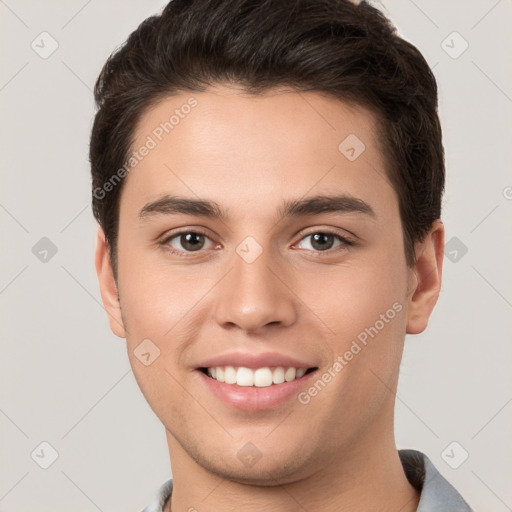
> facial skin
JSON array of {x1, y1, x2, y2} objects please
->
[{"x1": 96, "y1": 85, "x2": 444, "y2": 512}]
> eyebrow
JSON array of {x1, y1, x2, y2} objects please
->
[{"x1": 139, "y1": 193, "x2": 376, "y2": 222}]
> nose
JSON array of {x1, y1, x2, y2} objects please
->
[{"x1": 213, "y1": 245, "x2": 298, "y2": 334}]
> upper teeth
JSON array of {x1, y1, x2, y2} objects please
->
[{"x1": 206, "y1": 366, "x2": 308, "y2": 387}]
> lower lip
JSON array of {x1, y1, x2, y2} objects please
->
[{"x1": 197, "y1": 369, "x2": 318, "y2": 411}]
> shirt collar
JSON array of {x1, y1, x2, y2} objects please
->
[{"x1": 399, "y1": 449, "x2": 474, "y2": 511}]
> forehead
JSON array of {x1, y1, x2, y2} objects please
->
[
  {"x1": 122, "y1": 85, "x2": 395, "y2": 220},
  {"x1": 133, "y1": 85, "x2": 382, "y2": 157}
]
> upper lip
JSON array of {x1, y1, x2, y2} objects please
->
[{"x1": 197, "y1": 352, "x2": 318, "y2": 370}]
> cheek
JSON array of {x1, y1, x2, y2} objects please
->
[
  {"x1": 117, "y1": 261, "x2": 197, "y2": 418},
  {"x1": 121, "y1": 275, "x2": 176, "y2": 338},
  {"x1": 117, "y1": 247, "x2": 213, "y2": 378},
  {"x1": 309, "y1": 260, "x2": 408, "y2": 420},
  {"x1": 309, "y1": 246, "x2": 409, "y2": 408},
  {"x1": 129, "y1": 356, "x2": 191, "y2": 428},
  {"x1": 116, "y1": 235, "x2": 189, "y2": 336},
  {"x1": 314, "y1": 252, "x2": 408, "y2": 341}
]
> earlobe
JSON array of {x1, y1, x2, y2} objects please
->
[
  {"x1": 406, "y1": 220, "x2": 445, "y2": 335},
  {"x1": 95, "y1": 227, "x2": 127, "y2": 338}
]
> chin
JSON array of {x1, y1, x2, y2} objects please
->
[
  {"x1": 202, "y1": 459, "x2": 307, "y2": 487},
  {"x1": 183, "y1": 439, "x2": 313, "y2": 486}
]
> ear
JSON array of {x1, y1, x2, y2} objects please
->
[
  {"x1": 406, "y1": 219, "x2": 445, "y2": 335},
  {"x1": 95, "y1": 226, "x2": 127, "y2": 338}
]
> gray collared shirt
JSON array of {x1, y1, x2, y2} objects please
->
[{"x1": 140, "y1": 449, "x2": 474, "y2": 512}]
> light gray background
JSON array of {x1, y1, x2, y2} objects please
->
[{"x1": 1, "y1": 1, "x2": 511, "y2": 510}]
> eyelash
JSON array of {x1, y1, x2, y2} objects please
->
[{"x1": 159, "y1": 228, "x2": 355, "y2": 258}]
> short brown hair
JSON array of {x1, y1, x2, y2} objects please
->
[{"x1": 90, "y1": 0, "x2": 444, "y2": 276}]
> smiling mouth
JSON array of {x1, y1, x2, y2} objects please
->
[{"x1": 199, "y1": 366, "x2": 318, "y2": 387}]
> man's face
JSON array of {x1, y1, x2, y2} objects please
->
[{"x1": 97, "y1": 85, "x2": 434, "y2": 484}]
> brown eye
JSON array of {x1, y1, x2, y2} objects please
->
[
  {"x1": 297, "y1": 231, "x2": 354, "y2": 252},
  {"x1": 309, "y1": 233, "x2": 335, "y2": 251},
  {"x1": 162, "y1": 230, "x2": 216, "y2": 256},
  {"x1": 177, "y1": 232, "x2": 206, "y2": 251}
]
